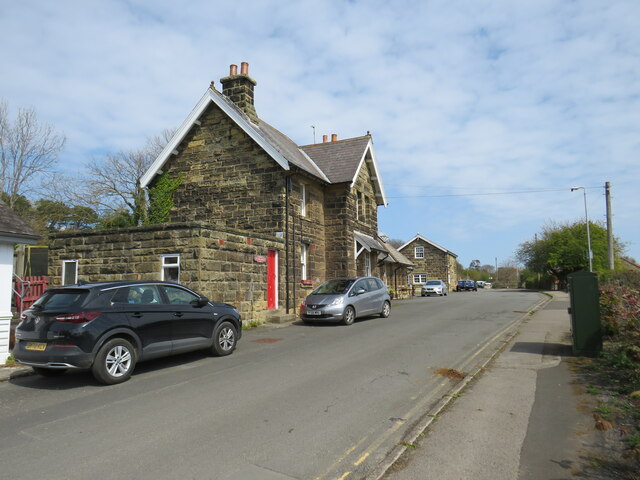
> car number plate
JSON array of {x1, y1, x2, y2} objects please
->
[
  {"x1": 25, "y1": 342, "x2": 47, "y2": 351},
  {"x1": 306, "y1": 310, "x2": 322, "y2": 316}
]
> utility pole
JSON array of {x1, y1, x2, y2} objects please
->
[{"x1": 605, "y1": 181, "x2": 614, "y2": 270}]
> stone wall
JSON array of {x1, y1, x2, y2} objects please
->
[
  {"x1": 48, "y1": 222, "x2": 285, "y2": 324},
  {"x1": 158, "y1": 102, "x2": 287, "y2": 236},
  {"x1": 285, "y1": 174, "x2": 328, "y2": 307}
]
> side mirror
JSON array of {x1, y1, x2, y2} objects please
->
[
  {"x1": 192, "y1": 297, "x2": 209, "y2": 308},
  {"x1": 356, "y1": 288, "x2": 367, "y2": 296}
]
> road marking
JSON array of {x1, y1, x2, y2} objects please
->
[
  {"x1": 314, "y1": 438, "x2": 367, "y2": 480},
  {"x1": 336, "y1": 472, "x2": 351, "y2": 480},
  {"x1": 354, "y1": 452, "x2": 370, "y2": 466}
]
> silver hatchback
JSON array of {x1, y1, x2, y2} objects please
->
[
  {"x1": 300, "y1": 277, "x2": 391, "y2": 325},
  {"x1": 421, "y1": 279, "x2": 448, "y2": 296}
]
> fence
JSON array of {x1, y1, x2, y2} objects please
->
[{"x1": 13, "y1": 275, "x2": 48, "y2": 315}]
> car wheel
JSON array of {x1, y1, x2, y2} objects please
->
[
  {"x1": 342, "y1": 306, "x2": 355, "y2": 325},
  {"x1": 380, "y1": 301, "x2": 391, "y2": 318},
  {"x1": 92, "y1": 338, "x2": 136, "y2": 385},
  {"x1": 33, "y1": 367, "x2": 67, "y2": 377},
  {"x1": 212, "y1": 321, "x2": 237, "y2": 356}
]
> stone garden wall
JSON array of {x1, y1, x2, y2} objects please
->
[{"x1": 48, "y1": 222, "x2": 285, "y2": 324}]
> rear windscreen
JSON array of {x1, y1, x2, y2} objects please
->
[{"x1": 33, "y1": 290, "x2": 89, "y2": 310}]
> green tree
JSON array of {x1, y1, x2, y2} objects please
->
[
  {"x1": 517, "y1": 221, "x2": 620, "y2": 288},
  {"x1": 34, "y1": 199, "x2": 70, "y2": 231}
]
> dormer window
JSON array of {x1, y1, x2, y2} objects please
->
[{"x1": 415, "y1": 246, "x2": 424, "y2": 259}]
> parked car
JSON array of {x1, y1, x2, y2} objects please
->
[
  {"x1": 300, "y1": 276, "x2": 391, "y2": 325},
  {"x1": 456, "y1": 280, "x2": 478, "y2": 292},
  {"x1": 13, "y1": 281, "x2": 241, "y2": 384},
  {"x1": 421, "y1": 280, "x2": 448, "y2": 296}
]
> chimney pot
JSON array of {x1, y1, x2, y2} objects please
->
[
  {"x1": 230, "y1": 64, "x2": 238, "y2": 76},
  {"x1": 241, "y1": 62, "x2": 249, "y2": 75},
  {"x1": 331, "y1": 133, "x2": 338, "y2": 142},
  {"x1": 322, "y1": 135, "x2": 328, "y2": 143}
]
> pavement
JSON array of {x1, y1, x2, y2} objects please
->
[
  {"x1": 1, "y1": 291, "x2": 599, "y2": 479},
  {"x1": 377, "y1": 290, "x2": 599, "y2": 480}
]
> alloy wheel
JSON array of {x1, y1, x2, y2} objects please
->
[
  {"x1": 105, "y1": 345, "x2": 132, "y2": 377},
  {"x1": 218, "y1": 326, "x2": 236, "y2": 351}
]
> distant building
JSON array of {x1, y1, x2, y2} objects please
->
[{"x1": 398, "y1": 234, "x2": 458, "y2": 290}]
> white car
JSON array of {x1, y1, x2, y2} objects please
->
[{"x1": 421, "y1": 280, "x2": 448, "y2": 296}]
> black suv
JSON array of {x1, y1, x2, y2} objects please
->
[{"x1": 13, "y1": 281, "x2": 242, "y2": 384}]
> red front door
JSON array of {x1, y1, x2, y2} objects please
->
[{"x1": 267, "y1": 250, "x2": 278, "y2": 310}]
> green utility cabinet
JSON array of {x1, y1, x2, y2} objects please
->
[{"x1": 567, "y1": 270, "x2": 602, "y2": 357}]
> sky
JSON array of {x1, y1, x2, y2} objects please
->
[{"x1": 1, "y1": 0, "x2": 639, "y2": 268}]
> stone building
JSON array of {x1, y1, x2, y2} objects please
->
[
  {"x1": 398, "y1": 234, "x2": 458, "y2": 291},
  {"x1": 49, "y1": 62, "x2": 404, "y2": 323},
  {"x1": 376, "y1": 236, "x2": 414, "y2": 299}
]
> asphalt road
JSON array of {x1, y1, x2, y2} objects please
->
[{"x1": 0, "y1": 289, "x2": 545, "y2": 480}]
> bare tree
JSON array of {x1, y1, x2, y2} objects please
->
[
  {"x1": 0, "y1": 99, "x2": 66, "y2": 208},
  {"x1": 84, "y1": 128, "x2": 176, "y2": 223}
]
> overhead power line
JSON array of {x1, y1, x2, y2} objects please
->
[{"x1": 386, "y1": 186, "x2": 601, "y2": 199}]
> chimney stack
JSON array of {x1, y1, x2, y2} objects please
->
[
  {"x1": 220, "y1": 61, "x2": 258, "y2": 124},
  {"x1": 322, "y1": 135, "x2": 328, "y2": 143},
  {"x1": 331, "y1": 133, "x2": 338, "y2": 142}
]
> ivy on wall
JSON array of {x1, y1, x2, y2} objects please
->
[{"x1": 146, "y1": 172, "x2": 183, "y2": 225}]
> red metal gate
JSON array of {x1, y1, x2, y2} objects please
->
[{"x1": 13, "y1": 275, "x2": 48, "y2": 315}]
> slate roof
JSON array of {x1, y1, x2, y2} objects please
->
[
  {"x1": 377, "y1": 238, "x2": 414, "y2": 266},
  {"x1": 0, "y1": 199, "x2": 39, "y2": 244},
  {"x1": 398, "y1": 233, "x2": 458, "y2": 258},
  {"x1": 354, "y1": 231, "x2": 387, "y2": 253},
  {"x1": 300, "y1": 136, "x2": 372, "y2": 184}
]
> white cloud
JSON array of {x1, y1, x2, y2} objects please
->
[{"x1": 1, "y1": 0, "x2": 638, "y2": 263}]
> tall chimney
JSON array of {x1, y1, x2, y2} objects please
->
[
  {"x1": 331, "y1": 133, "x2": 338, "y2": 142},
  {"x1": 322, "y1": 135, "x2": 328, "y2": 143},
  {"x1": 220, "y1": 61, "x2": 258, "y2": 124}
]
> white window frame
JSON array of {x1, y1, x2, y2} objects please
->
[
  {"x1": 364, "y1": 252, "x2": 371, "y2": 276},
  {"x1": 415, "y1": 246, "x2": 424, "y2": 259},
  {"x1": 161, "y1": 254, "x2": 181, "y2": 282},
  {"x1": 413, "y1": 274, "x2": 428, "y2": 284},
  {"x1": 300, "y1": 183, "x2": 307, "y2": 217},
  {"x1": 301, "y1": 244, "x2": 308, "y2": 280},
  {"x1": 62, "y1": 260, "x2": 78, "y2": 285}
]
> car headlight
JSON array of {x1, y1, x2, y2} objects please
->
[{"x1": 329, "y1": 297, "x2": 344, "y2": 306}]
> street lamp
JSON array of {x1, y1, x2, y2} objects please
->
[{"x1": 571, "y1": 186, "x2": 593, "y2": 272}]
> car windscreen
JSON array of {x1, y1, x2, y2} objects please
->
[
  {"x1": 425, "y1": 281, "x2": 441, "y2": 285},
  {"x1": 312, "y1": 279, "x2": 355, "y2": 295},
  {"x1": 32, "y1": 289, "x2": 90, "y2": 310}
]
